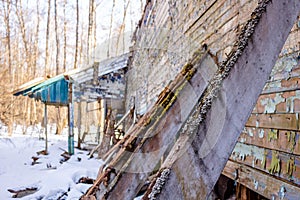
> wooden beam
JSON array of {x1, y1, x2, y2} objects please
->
[
  {"x1": 145, "y1": 1, "x2": 300, "y2": 199},
  {"x1": 246, "y1": 113, "x2": 299, "y2": 131},
  {"x1": 239, "y1": 127, "x2": 300, "y2": 155},
  {"x1": 77, "y1": 102, "x2": 82, "y2": 148},
  {"x1": 230, "y1": 142, "x2": 300, "y2": 186},
  {"x1": 223, "y1": 160, "x2": 300, "y2": 199},
  {"x1": 81, "y1": 52, "x2": 218, "y2": 199},
  {"x1": 68, "y1": 82, "x2": 74, "y2": 155},
  {"x1": 44, "y1": 104, "x2": 48, "y2": 153}
]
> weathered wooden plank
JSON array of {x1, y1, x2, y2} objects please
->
[
  {"x1": 269, "y1": 53, "x2": 300, "y2": 82},
  {"x1": 101, "y1": 54, "x2": 218, "y2": 200},
  {"x1": 189, "y1": 0, "x2": 256, "y2": 48},
  {"x1": 252, "y1": 90, "x2": 300, "y2": 114},
  {"x1": 81, "y1": 52, "x2": 218, "y2": 199},
  {"x1": 230, "y1": 142, "x2": 300, "y2": 185},
  {"x1": 262, "y1": 77, "x2": 300, "y2": 96},
  {"x1": 223, "y1": 160, "x2": 300, "y2": 199},
  {"x1": 184, "y1": 0, "x2": 229, "y2": 35},
  {"x1": 239, "y1": 127, "x2": 300, "y2": 155},
  {"x1": 279, "y1": 29, "x2": 300, "y2": 58},
  {"x1": 146, "y1": 1, "x2": 300, "y2": 199},
  {"x1": 246, "y1": 113, "x2": 299, "y2": 131}
]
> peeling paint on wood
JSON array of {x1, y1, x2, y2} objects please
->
[
  {"x1": 247, "y1": 114, "x2": 299, "y2": 131},
  {"x1": 231, "y1": 143, "x2": 265, "y2": 165},
  {"x1": 229, "y1": 142, "x2": 300, "y2": 186},
  {"x1": 223, "y1": 160, "x2": 300, "y2": 199},
  {"x1": 239, "y1": 128, "x2": 300, "y2": 155}
]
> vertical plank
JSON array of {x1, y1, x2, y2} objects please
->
[
  {"x1": 240, "y1": 185, "x2": 248, "y2": 200},
  {"x1": 77, "y1": 102, "x2": 82, "y2": 148},
  {"x1": 68, "y1": 82, "x2": 74, "y2": 155},
  {"x1": 44, "y1": 103, "x2": 48, "y2": 153}
]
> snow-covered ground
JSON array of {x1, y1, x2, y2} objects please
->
[{"x1": 0, "y1": 125, "x2": 103, "y2": 200}]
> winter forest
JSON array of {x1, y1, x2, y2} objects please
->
[
  {"x1": 0, "y1": 0, "x2": 145, "y2": 199},
  {"x1": 0, "y1": 0, "x2": 144, "y2": 135}
]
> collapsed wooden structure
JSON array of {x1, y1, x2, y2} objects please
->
[
  {"x1": 12, "y1": 54, "x2": 129, "y2": 154},
  {"x1": 81, "y1": 0, "x2": 300, "y2": 199},
  {"x1": 11, "y1": 0, "x2": 300, "y2": 199}
]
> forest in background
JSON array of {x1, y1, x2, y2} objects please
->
[{"x1": 0, "y1": 0, "x2": 144, "y2": 135}]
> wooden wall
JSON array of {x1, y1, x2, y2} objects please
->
[
  {"x1": 224, "y1": 20, "x2": 300, "y2": 199},
  {"x1": 126, "y1": 0, "x2": 300, "y2": 198}
]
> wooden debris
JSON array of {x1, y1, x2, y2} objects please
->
[
  {"x1": 60, "y1": 151, "x2": 71, "y2": 163},
  {"x1": 36, "y1": 150, "x2": 48, "y2": 155},
  {"x1": 31, "y1": 156, "x2": 40, "y2": 165},
  {"x1": 8, "y1": 187, "x2": 38, "y2": 198},
  {"x1": 46, "y1": 163, "x2": 57, "y2": 170},
  {"x1": 77, "y1": 177, "x2": 95, "y2": 184}
]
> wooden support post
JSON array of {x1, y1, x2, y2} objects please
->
[
  {"x1": 96, "y1": 99, "x2": 101, "y2": 143},
  {"x1": 77, "y1": 102, "x2": 82, "y2": 148},
  {"x1": 100, "y1": 99, "x2": 106, "y2": 144},
  {"x1": 240, "y1": 185, "x2": 248, "y2": 200},
  {"x1": 44, "y1": 103, "x2": 48, "y2": 153},
  {"x1": 68, "y1": 82, "x2": 74, "y2": 155}
]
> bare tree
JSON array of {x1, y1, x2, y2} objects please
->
[
  {"x1": 45, "y1": 0, "x2": 51, "y2": 76},
  {"x1": 33, "y1": 2, "x2": 40, "y2": 77},
  {"x1": 107, "y1": 0, "x2": 115, "y2": 58},
  {"x1": 63, "y1": 0, "x2": 67, "y2": 72},
  {"x1": 54, "y1": 0, "x2": 59, "y2": 75},
  {"x1": 1, "y1": 0, "x2": 13, "y2": 135},
  {"x1": 73, "y1": 0, "x2": 79, "y2": 69},
  {"x1": 87, "y1": 0, "x2": 95, "y2": 63},
  {"x1": 116, "y1": 0, "x2": 130, "y2": 54},
  {"x1": 2, "y1": 0, "x2": 12, "y2": 75}
]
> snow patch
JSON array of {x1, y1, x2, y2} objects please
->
[{"x1": 0, "y1": 129, "x2": 103, "y2": 200}]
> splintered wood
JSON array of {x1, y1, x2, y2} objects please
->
[{"x1": 8, "y1": 187, "x2": 38, "y2": 198}]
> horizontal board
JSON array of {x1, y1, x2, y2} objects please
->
[
  {"x1": 230, "y1": 142, "x2": 300, "y2": 185},
  {"x1": 279, "y1": 29, "x2": 300, "y2": 58},
  {"x1": 223, "y1": 160, "x2": 300, "y2": 200},
  {"x1": 246, "y1": 113, "x2": 299, "y2": 131},
  {"x1": 183, "y1": 0, "x2": 225, "y2": 34},
  {"x1": 252, "y1": 90, "x2": 300, "y2": 114},
  {"x1": 262, "y1": 77, "x2": 300, "y2": 95},
  {"x1": 239, "y1": 127, "x2": 300, "y2": 155}
]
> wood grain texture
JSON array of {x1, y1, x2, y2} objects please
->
[
  {"x1": 231, "y1": 142, "x2": 300, "y2": 185},
  {"x1": 239, "y1": 127, "x2": 300, "y2": 155},
  {"x1": 223, "y1": 160, "x2": 300, "y2": 199},
  {"x1": 93, "y1": 53, "x2": 218, "y2": 200},
  {"x1": 155, "y1": 1, "x2": 300, "y2": 199},
  {"x1": 246, "y1": 113, "x2": 299, "y2": 131}
]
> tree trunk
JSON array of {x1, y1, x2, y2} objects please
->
[
  {"x1": 74, "y1": 0, "x2": 79, "y2": 69},
  {"x1": 45, "y1": 0, "x2": 51, "y2": 76},
  {"x1": 107, "y1": 0, "x2": 115, "y2": 58},
  {"x1": 2, "y1": 0, "x2": 13, "y2": 135},
  {"x1": 34, "y1": 2, "x2": 40, "y2": 77},
  {"x1": 63, "y1": 0, "x2": 67, "y2": 72},
  {"x1": 54, "y1": 0, "x2": 59, "y2": 75},
  {"x1": 88, "y1": 0, "x2": 95, "y2": 64}
]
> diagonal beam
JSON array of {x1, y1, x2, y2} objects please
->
[{"x1": 81, "y1": 52, "x2": 218, "y2": 199}]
